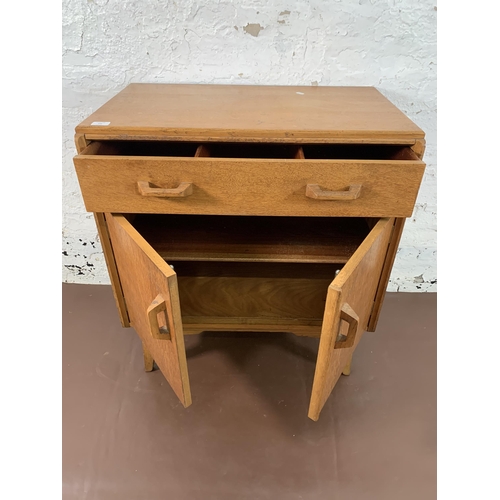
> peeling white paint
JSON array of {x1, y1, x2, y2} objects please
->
[
  {"x1": 62, "y1": 0, "x2": 437, "y2": 292},
  {"x1": 243, "y1": 23, "x2": 264, "y2": 37}
]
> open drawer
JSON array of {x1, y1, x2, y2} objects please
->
[
  {"x1": 74, "y1": 141, "x2": 425, "y2": 217},
  {"x1": 105, "y1": 212, "x2": 394, "y2": 420}
]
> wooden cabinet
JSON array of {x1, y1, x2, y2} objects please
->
[{"x1": 73, "y1": 84, "x2": 426, "y2": 421}]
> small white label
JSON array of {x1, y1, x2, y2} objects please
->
[
  {"x1": 296, "y1": 92, "x2": 304, "y2": 95},
  {"x1": 91, "y1": 121, "x2": 111, "y2": 126}
]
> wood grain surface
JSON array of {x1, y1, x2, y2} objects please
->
[
  {"x1": 177, "y1": 276, "x2": 330, "y2": 321},
  {"x1": 367, "y1": 217, "x2": 406, "y2": 332},
  {"x1": 93, "y1": 213, "x2": 130, "y2": 327},
  {"x1": 106, "y1": 213, "x2": 191, "y2": 407},
  {"x1": 71, "y1": 83, "x2": 427, "y2": 421},
  {"x1": 74, "y1": 152, "x2": 424, "y2": 217},
  {"x1": 308, "y1": 217, "x2": 394, "y2": 420},
  {"x1": 75, "y1": 84, "x2": 424, "y2": 142}
]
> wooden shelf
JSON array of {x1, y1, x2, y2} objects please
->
[{"x1": 132, "y1": 215, "x2": 371, "y2": 264}]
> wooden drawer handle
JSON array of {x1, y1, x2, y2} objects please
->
[
  {"x1": 146, "y1": 294, "x2": 171, "y2": 340},
  {"x1": 335, "y1": 303, "x2": 359, "y2": 349},
  {"x1": 137, "y1": 181, "x2": 193, "y2": 198},
  {"x1": 306, "y1": 184, "x2": 362, "y2": 200}
]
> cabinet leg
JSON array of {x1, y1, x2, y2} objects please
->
[
  {"x1": 342, "y1": 355, "x2": 352, "y2": 376},
  {"x1": 142, "y1": 342, "x2": 155, "y2": 372}
]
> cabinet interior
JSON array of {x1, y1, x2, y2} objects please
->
[{"x1": 129, "y1": 214, "x2": 379, "y2": 329}]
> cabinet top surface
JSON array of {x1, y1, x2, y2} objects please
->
[{"x1": 75, "y1": 84, "x2": 424, "y2": 142}]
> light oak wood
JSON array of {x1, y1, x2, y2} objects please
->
[
  {"x1": 106, "y1": 213, "x2": 191, "y2": 407},
  {"x1": 146, "y1": 294, "x2": 172, "y2": 340},
  {"x1": 72, "y1": 84, "x2": 427, "y2": 420},
  {"x1": 194, "y1": 144, "x2": 210, "y2": 157},
  {"x1": 142, "y1": 342, "x2": 154, "y2": 372},
  {"x1": 183, "y1": 322, "x2": 321, "y2": 337},
  {"x1": 75, "y1": 84, "x2": 424, "y2": 142},
  {"x1": 306, "y1": 184, "x2": 362, "y2": 201},
  {"x1": 137, "y1": 181, "x2": 193, "y2": 198},
  {"x1": 341, "y1": 357, "x2": 352, "y2": 376},
  {"x1": 335, "y1": 303, "x2": 359, "y2": 349},
  {"x1": 74, "y1": 149, "x2": 424, "y2": 217},
  {"x1": 74, "y1": 134, "x2": 90, "y2": 154},
  {"x1": 411, "y1": 138, "x2": 426, "y2": 160},
  {"x1": 294, "y1": 146, "x2": 305, "y2": 159},
  {"x1": 94, "y1": 213, "x2": 130, "y2": 327},
  {"x1": 367, "y1": 218, "x2": 406, "y2": 331},
  {"x1": 308, "y1": 218, "x2": 394, "y2": 421},
  {"x1": 181, "y1": 316, "x2": 323, "y2": 328}
]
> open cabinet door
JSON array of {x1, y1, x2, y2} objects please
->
[
  {"x1": 106, "y1": 213, "x2": 192, "y2": 407},
  {"x1": 308, "y1": 218, "x2": 394, "y2": 421}
]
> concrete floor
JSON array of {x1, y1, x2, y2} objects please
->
[{"x1": 62, "y1": 283, "x2": 436, "y2": 500}]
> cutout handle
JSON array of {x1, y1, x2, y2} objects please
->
[
  {"x1": 306, "y1": 184, "x2": 362, "y2": 201},
  {"x1": 138, "y1": 181, "x2": 193, "y2": 198},
  {"x1": 146, "y1": 294, "x2": 171, "y2": 340},
  {"x1": 334, "y1": 303, "x2": 359, "y2": 349}
]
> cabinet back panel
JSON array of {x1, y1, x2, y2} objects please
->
[
  {"x1": 177, "y1": 275, "x2": 330, "y2": 321},
  {"x1": 173, "y1": 261, "x2": 340, "y2": 323},
  {"x1": 132, "y1": 214, "x2": 372, "y2": 264}
]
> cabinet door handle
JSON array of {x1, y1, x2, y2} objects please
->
[
  {"x1": 137, "y1": 181, "x2": 193, "y2": 198},
  {"x1": 146, "y1": 294, "x2": 171, "y2": 340},
  {"x1": 335, "y1": 303, "x2": 359, "y2": 349},
  {"x1": 306, "y1": 184, "x2": 361, "y2": 200}
]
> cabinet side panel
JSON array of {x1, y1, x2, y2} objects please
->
[
  {"x1": 367, "y1": 218, "x2": 406, "y2": 332},
  {"x1": 94, "y1": 213, "x2": 130, "y2": 327}
]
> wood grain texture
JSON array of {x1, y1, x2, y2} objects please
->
[
  {"x1": 137, "y1": 181, "x2": 193, "y2": 198},
  {"x1": 94, "y1": 213, "x2": 130, "y2": 327},
  {"x1": 411, "y1": 138, "x2": 426, "y2": 160},
  {"x1": 305, "y1": 183, "x2": 362, "y2": 201},
  {"x1": 142, "y1": 342, "x2": 154, "y2": 372},
  {"x1": 75, "y1": 84, "x2": 424, "y2": 142},
  {"x1": 308, "y1": 217, "x2": 394, "y2": 421},
  {"x1": 72, "y1": 84, "x2": 426, "y2": 421},
  {"x1": 367, "y1": 218, "x2": 406, "y2": 332},
  {"x1": 74, "y1": 154, "x2": 425, "y2": 217},
  {"x1": 177, "y1": 276, "x2": 330, "y2": 321},
  {"x1": 183, "y1": 322, "x2": 321, "y2": 337},
  {"x1": 74, "y1": 134, "x2": 90, "y2": 154},
  {"x1": 367, "y1": 139, "x2": 426, "y2": 330},
  {"x1": 106, "y1": 213, "x2": 191, "y2": 407},
  {"x1": 146, "y1": 294, "x2": 172, "y2": 340}
]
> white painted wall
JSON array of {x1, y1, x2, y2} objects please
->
[{"x1": 62, "y1": 0, "x2": 436, "y2": 292}]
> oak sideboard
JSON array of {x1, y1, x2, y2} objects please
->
[{"x1": 73, "y1": 84, "x2": 425, "y2": 420}]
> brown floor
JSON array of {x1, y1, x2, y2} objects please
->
[{"x1": 62, "y1": 283, "x2": 436, "y2": 500}]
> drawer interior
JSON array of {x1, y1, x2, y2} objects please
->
[
  {"x1": 128, "y1": 215, "x2": 378, "y2": 329},
  {"x1": 202, "y1": 143, "x2": 300, "y2": 159},
  {"x1": 301, "y1": 144, "x2": 418, "y2": 160},
  {"x1": 82, "y1": 140, "x2": 418, "y2": 161},
  {"x1": 82, "y1": 140, "x2": 200, "y2": 157},
  {"x1": 82, "y1": 141, "x2": 300, "y2": 158}
]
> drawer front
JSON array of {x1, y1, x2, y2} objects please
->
[{"x1": 74, "y1": 152, "x2": 425, "y2": 217}]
